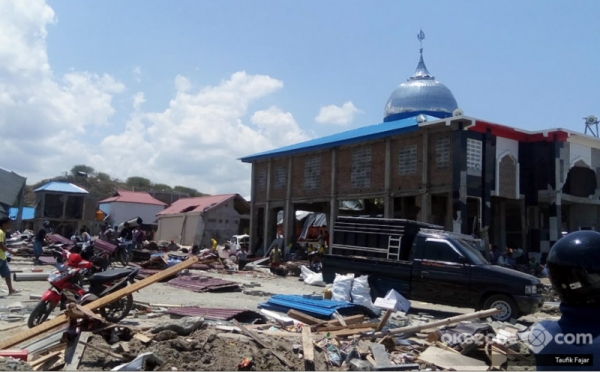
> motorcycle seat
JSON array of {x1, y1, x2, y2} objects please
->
[{"x1": 89, "y1": 268, "x2": 134, "y2": 286}]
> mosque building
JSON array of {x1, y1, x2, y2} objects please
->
[{"x1": 241, "y1": 33, "x2": 600, "y2": 259}]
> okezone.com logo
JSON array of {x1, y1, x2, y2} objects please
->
[{"x1": 439, "y1": 323, "x2": 593, "y2": 354}]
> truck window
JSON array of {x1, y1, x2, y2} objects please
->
[{"x1": 421, "y1": 240, "x2": 463, "y2": 263}]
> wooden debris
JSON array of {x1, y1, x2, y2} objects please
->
[
  {"x1": 316, "y1": 322, "x2": 379, "y2": 332},
  {"x1": 302, "y1": 326, "x2": 315, "y2": 371},
  {"x1": 0, "y1": 257, "x2": 199, "y2": 350},
  {"x1": 331, "y1": 311, "x2": 347, "y2": 326},
  {"x1": 133, "y1": 333, "x2": 153, "y2": 344},
  {"x1": 232, "y1": 319, "x2": 294, "y2": 368},
  {"x1": 330, "y1": 328, "x2": 374, "y2": 337},
  {"x1": 368, "y1": 308, "x2": 502, "y2": 339},
  {"x1": 310, "y1": 314, "x2": 365, "y2": 329},
  {"x1": 375, "y1": 309, "x2": 393, "y2": 332},
  {"x1": 78, "y1": 341, "x2": 124, "y2": 360},
  {"x1": 287, "y1": 309, "x2": 322, "y2": 325},
  {"x1": 28, "y1": 350, "x2": 61, "y2": 368},
  {"x1": 64, "y1": 331, "x2": 91, "y2": 371},
  {"x1": 369, "y1": 342, "x2": 394, "y2": 368},
  {"x1": 418, "y1": 346, "x2": 488, "y2": 371}
]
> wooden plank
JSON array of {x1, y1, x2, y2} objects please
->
[
  {"x1": 310, "y1": 314, "x2": 365, "y2": 329},
  {"x1": 64, "y1": 331, "x2": 91, "y2": 371},
  {"x1": 331, "y1": 311, "x2": 347, "y2": 326},
  {"x1": 375, "y1": 309, "x2": 393, "y2": 332},
  {"x1": 417, "y1": 346, "x2": 487, "y2": 371},
  {"x1": 368, "y1": 308, "x2": 501, "y2": 339},
  {"x1": 0, "y1": 256, "x2": 199, "y2": 350},
  {"x1": 302, "y1": 327, "x2": 315, "y2": 371},
  {"x1": 286, "y1": 310, "x2": 323, "y2": 325},
  {"x1": 133, "y1": 333, "x2": 153, "y2": 344},
  {"x1": 316, "y1": 322, "x2": 379, "y2": 332},
  {"x1": 232, "y1": 319, "x2": 294, "y2": 368},
  {"x1": 29, "y1": 351, "x2": 61, "y2": 367},
  {"x1": 78, "y1": 341, "x2": 123, "y2": 360},
  {"x1": 330, "y1": 328, "x2": 374, "y2": 337}
]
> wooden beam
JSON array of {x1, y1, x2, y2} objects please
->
[
  {"x1": 286, "y1": 310, "x2": 323, "y2": 325},
  {"x1": 309, "y1": 314, "x2": 365, "y2": 329},
  {"x1": 232, "y1": 319, "x2": 293, "y2": 368},
  {"x1": 302, "y1": 327, "x2": 315, "y2": 371},
  {"x1": 375, "y1": 309, "x2": 393, "y2": 332},
  {"x1": 316, "y1": 322, "x2": 379, "y2": 332},
  {"x1": 367, "y1": 308, "x2": 501, "y2": 339},
  {"x1": 64, "y1": 332, "x2": 91, "y2": 371},
  {"x1": 29, "y1": 351, "x2": 61, "y2": 368},
  {"x1": 0, "y1": 256, "x2": 199, "y2": 350}
]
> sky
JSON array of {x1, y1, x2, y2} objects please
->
[{"x1": 1, "y1": 1, "x2": 600, "y2": 197}]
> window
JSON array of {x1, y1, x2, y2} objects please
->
[
  {"x1": 225, "y1": 219, "x2": 228, "y2": 224},
  {"x1": 257, "y1": 170, "x2": 267, "y2": 190},
  {"x1": 466, "y1": 138, "x2": 482, "y2": 172},
  {"x1": 207, "y1": 219, "x2": 216, "y2": 223},
  {"x1": 219, "y1": 219, "x2": 223, "y2": 223},
  {"x1": 399, "y1": 145, "x2": 418, "y2": 175},
  {"x1": 304, "y1": 155, "x2": 321, "y2": 190},
  {"x1": 435, "y1": 136, "x2": 450, "y2": 169},
  {"x1": 421, "y1": 240, "x2": 463, "y2": 263},
  {"x1": 351, "y1": 146, "x2": 372, "y2": 188},
  {"x1": 274, "y1": 166, "x2": 287, "y2": 189}
]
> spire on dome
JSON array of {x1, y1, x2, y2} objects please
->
[{"x1": 411, "y1": 29, "x2": 434, "y2": 80}]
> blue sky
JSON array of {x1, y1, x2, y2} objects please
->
[{"x1": 1, "y1": 0, "x2": 600, "y2": 196}]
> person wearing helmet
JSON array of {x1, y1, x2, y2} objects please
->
[
  {"x1": 533, "y1": 230, "x2": 600, "y2": 370},
  {"x1": 33, "y1": 221, "x2": 49, "y2": 264}
]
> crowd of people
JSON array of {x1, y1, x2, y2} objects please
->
[{"x1": 489, "y1": 245, "x2": 548, "y2": 277}]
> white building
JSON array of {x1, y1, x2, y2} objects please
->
[{"x1": 98, "y1": 190, "x2": 166, "y2": 226}]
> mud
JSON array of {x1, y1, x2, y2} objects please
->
[{"x1": 79, "y1": 327, "x2": 333, "y2": 371}]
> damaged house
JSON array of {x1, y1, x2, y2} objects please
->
[
  {"x1": 155, "y1": 194, "x2": 250, "y2": 247},
  {"x1": 33, "y1": 182, "x2": 97, "y2": 237},
  {"x1": 98, "y1": 190, "x2": 167, "y2": 227}
]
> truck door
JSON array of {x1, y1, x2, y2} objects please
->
[{"x1": 413, "y1": 238, "x2": 471, "y2": 307}]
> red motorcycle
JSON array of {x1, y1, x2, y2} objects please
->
[{"x1": 28, "y1": 249, "x2": 139, "y2": 328}]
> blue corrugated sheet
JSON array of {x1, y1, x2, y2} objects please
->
[
  {"x1": 240, "y1": 114, "x2": 439, "y2": 163},
  {"x1": 33, "y1": 182, "x2": 89, "y2": 194},
  {"x1": 258, "y1": 294, "x2": 377, "y2": 319},
  {"x1": 9, "y1": 207, "x2": 34, "y2": 220}
]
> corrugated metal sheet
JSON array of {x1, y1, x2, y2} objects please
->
[
  {"x1": 165, "y1": 307, "x2": 265, "y2": 322},
  {"x1": 46, "y1": 234, "x2": 74, "y2": 246},
  {"x1": 258, "y1": 295, "x2": 377, "y2": 319},
  {"x1": 0, "y1": 167, "x2": 26, "y2": 208},
  {"x1": 33, "y1": 182, "x2": 88, "y2": 194},
  {"x1": 157, "y1": 194, "x2": 238, "y2": 216},
  {"x1": 239, "y1": 115, "x2": 429, "y2": 163},
  {"x1": 9, "y1": 207, "x2": 34, "y2": 220},
  {"x1": 93, "y1": 239, "x2": 116, "y2": 253},
  {"x1": 98, "y1": 190, "x2": 166, "y2": 206},
  {"x1": 167, "y1": 275, "x2": 240, "y2": 293}
]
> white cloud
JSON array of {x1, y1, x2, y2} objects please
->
[
  {"x1": 132, "y1": 66, "x2": 142, "y2": 82},
  {"x1": 315, "y1": 101, "x2": 362, "y2": 125},
  {"x1": 0, "y1": 0, "x2": 311, "y2": 197}
]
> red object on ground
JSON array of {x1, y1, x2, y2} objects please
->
[{"x1": 0, "y1": 349, "x2": 28, "y2": 360}]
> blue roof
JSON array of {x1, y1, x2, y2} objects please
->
[
  {"x1": 258, "y1": 294, "x2": 377, "y2": 319},
  {"x1": 240, "y1": 114, "x2": 439, "y2": 163},
  {"x1": 33, "y1": 182, "x2": 89, "y2": 194},
  {"x1": 9, "y1": 207, "x2": 34, "y2": 220}
]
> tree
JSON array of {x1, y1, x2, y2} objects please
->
[
  {"x1": 70, "y1": 165, "x2": 96, "y2": 177},
  {"x1": 126, "y1": 176, "x2": 152, "y2": 190},
  {"x1": 96, "y1": 172, "x2": 111, "y2": 182},
  {"x1": 173, "y1": 186, "x2": 202, "y2": 197},
  {"x1": 152, "y1": 183, "x2": 173, "y2": 191}
]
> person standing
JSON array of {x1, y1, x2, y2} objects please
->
[
  {"x1": 269, "y1": 244, "x2": 282, "y2": 269},
  {"x1": 533, "y1": 231, "x2": 600, "y2": 371},
  {"x1": 237, "y1": 247, "x2": 248, "y2": 271},
  {"x1": 135, "y1": 229, "x2": 145, "y2": 250},
  {"x1": 0, "y1": 217, "x2": 19, "y2": 295},
  {"x1": 211, "y1": 237, "x2": 218, "y2": 251},
  {"x1": 79, "y1": 228, "x2": 91, "y2": 243},
  {"x1": 33, "y1": 221, "x2": 49, "y2": 264}
]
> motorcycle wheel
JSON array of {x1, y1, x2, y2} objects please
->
[
  {"x1": 99, "y1": 293, "x2": 133, "y2": 323},
  {"x1": 28, "y1": 300, "x2": 55, "y2": 328}
]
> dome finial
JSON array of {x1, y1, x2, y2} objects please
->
[{"x1": 412, "y1": 29, "x2": 433, "y2": 80}]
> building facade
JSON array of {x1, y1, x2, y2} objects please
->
[
  {"x1": 241, "y1": 48, "x2": 600, "y2": 259},
  {"x1": 98, "y1": 190, "x2": 167, "y2": 227}
]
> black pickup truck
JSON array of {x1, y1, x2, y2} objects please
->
[{"x1": 322, "y1": 217, "x2": 544, "y2": 321}]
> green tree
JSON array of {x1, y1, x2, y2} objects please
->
[
  {"x1": 70, "y1": 165, "x2": 96, "y2": 177},
  {"x1": 152, "y1": 183, "x2": 173, "y2": 191},
  {"x1": 173, "y1": 185, "x2": 201, "y2": 197},
  {"x1": 96, "y1": 172, "x2": 111, "y2": 182},
  {"x1": 126, "y1": 176, "x2": 152, "y2": 190}
]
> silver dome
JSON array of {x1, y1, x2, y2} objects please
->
[{"x1": 384, "y1": 53, "x2": 458, "y2": 121}]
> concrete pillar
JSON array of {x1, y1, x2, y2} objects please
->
[
  {"x1": 452, "y1": 129, "x2": 468, "y2": 234},
  {"x1": 283, "y1": 157, "x2": 294, "y2": 249},
  {"x1": 262, "y1": 159, "x2": 273, "y2": 252},
  {"x1": 445, "y1": 191, "x2": 453, "y2": 231},
  {"x1": 420, "y1": 130, "x2": 430, "y2": 223},
  {"x1": 384, "y1": 139, "x2": 394, "y2": 218},
  {"x1": 329, "y1": 149, "x2": 337, "y2": 252},
  {"x1": 249, "y1": 162, "x2": 257, "y2": 252},
  {"x1": 549, "y1": 192, "x2": 562, "y2": 246}
]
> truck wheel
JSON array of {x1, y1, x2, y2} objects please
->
[{"x1": 483, "y1": 295, "x2": 519, "y2": 322}]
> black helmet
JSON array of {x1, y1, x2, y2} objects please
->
[
  {"x1": 547, "y1": 230, "x2": 600, "y2": 306},
  {"x1": 43, "y1": 220, "x2": 50, "y2": 227}
]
